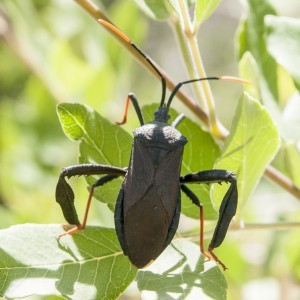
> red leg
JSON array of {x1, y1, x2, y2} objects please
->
[
  {"x1": 199, "y1": 206, "x2": 212, "y2": 260},
  {"x1": 116, "y1": 95, "x2": 131, "y2": 125},
  {"x1": 208, "y1": 248, "x2": 228, "y2": 271},
  {"x1": 58, "y1": 185, "x2": 95, "y2": 238}
]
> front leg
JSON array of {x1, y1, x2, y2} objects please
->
[
  {"x1": 180, "y1": 170, "x2": 238, "y2": 270},
  {"x1": 56, "y1": 164, "x2": 127, "y2": 235}
]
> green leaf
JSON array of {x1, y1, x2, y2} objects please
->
[
  {"x1": 265, "y1": 15, "x2": 300, "y2": 91},
  {"x1": 137, "y1": 240, "x2": 227, "y2": 300},
  {"x1": 194, "y1": 0, "x2": 221, "y2": 26},
  {"x1": 239, "y1": 52, "x2": 300, "y2": 142},
  {"x1": 134, "y1": 0, "x2": 170, "y2": 20},
  {"x1": 237, "y1": 0, "x2": 278, "y2": 104},
  {"x1": 57, "y1": 103, "x2": 132, "y2": 211},
  {"x1": 212, "y1": 93, "x2": 280, "y2": 213},
  {"x1": 238, "y1": 52, "x2": 260, "y2": 101},
  {"x1": 142, "y1": 104, "x2": 220, "y2": 219},
  {"x1": 57, "y1": 103, "x2": 132, "y2": 164},
  {"x1": 0, "y1": 224, "x2": 137, "y2": 299}
]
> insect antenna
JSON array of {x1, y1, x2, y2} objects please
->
[
  {"x1": 166, "y1": 76, "x2": 250, "y2": 109},
  {"x1": 98, "y1": 19, "x2": 167, "y2": 108}
]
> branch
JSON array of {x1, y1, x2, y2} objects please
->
[{"x1": 264, "y1": 165, "x2": 300, "y2": 199}]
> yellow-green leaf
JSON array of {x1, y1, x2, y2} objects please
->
[{"x1": 212, "y1": 93, "x2": 280, "y2": 214}]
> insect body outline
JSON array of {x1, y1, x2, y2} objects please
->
[{"x1": 56, "y1": 19, "x2": 243, "y2": 271}]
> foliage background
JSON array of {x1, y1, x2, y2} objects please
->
[{"x1": 0, "y1": 0, "x2": 300, "y2": 299}]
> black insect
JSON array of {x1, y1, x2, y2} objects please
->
[{"x1": 56, "y1": 19, "x2": 243, "y2": 270}]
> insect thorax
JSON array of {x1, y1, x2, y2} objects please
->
[{"x1": 133, "y1": 121, "x2": 187, "y2": 151}]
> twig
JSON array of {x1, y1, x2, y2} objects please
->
[
  {"x1": 239, "y1": 222, "x2": 300, "y2": 231},
  {"x1": 264, "y1": 165, "x2": 300, "y2": 199},
  {"x1": 183, "y1": 221, "x2": 300, "y2": 242}
]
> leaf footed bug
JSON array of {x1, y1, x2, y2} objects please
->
[{"x1": 56, "y1": 19, "x2": 248, "y2": 270}]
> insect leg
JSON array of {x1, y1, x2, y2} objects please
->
[
  {"x1": 180, "y1": 184, "x2": 211, "y2": 260},
  {"x1": 180, "y1": 170, "x2": 238, "y2": 270},
  {"x1": 116, "y1": 93, "x2": 144, "y2": 126},
  {"x1": 80, "y1": 174, "x2": 122, "y2": 230},
  {"x1": 98, "y1": 19, "x2": 167, "y2": 107},
  {"x1": 56, "y1": 164, "x2": 126, "y2": 237}
]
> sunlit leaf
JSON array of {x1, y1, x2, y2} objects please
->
[
  {"x1": 212, "y1": 93, "x2": 280, "y2": 213},
  {"x1": 238, "y1": 52, "x2": 260, "y2": 100},
  {"x1": 239, "y1": 52, "x2": 300, "y2": 142},
  {"x1": 0, "y1": 224, "x2": 137, "y2": 299},
  {"x1": 137, "y1": 240, "x2": 227, "y2": 300}
]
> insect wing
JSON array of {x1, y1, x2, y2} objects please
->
[{"x1": 120, "y1": 139, "x2": 184, "y2": 268}]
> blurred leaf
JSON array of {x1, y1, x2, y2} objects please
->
[
  {"x1": 282, "y1": 93, "x2": 300, "y2": 141},
  {"x1": 279, "y1": 142, "x2": 300, "y2": 189},
  {"x1": 213, "y1": 239, "x2": 249, "y2": 285},
  {"x1": 134, "y1": 0, "x2": 170, "y2": 20},
  {"x1": 57, "y1": 103, "x2": 132, "y2": 211},
  {"x1": 212, "y1": 93, "x2": 280, "y2": 213},
  {"x1": 237, "y1": 0, "x2": 278, "y2": 105},
  {"x1": 137, "y1": 240, "x2": 227, "y2": 300},
  {"x1": 142, "y1": 104, "x2": 220, "y2": 219},
  {"x1": 265, "y1": 15, "x2": 300, "y2": 91},
  {"x1": 0, "y1": 224, "x2": 137, "y2": 299},
  {"x1": 286, "y1": 228, "x2": 300, "y2": 282},
  {"x1": 50, "y1": 41, "x2": 97, "y2": 94},
  {"x1": 238, "y1": 52, "x2": 260, "y2": 100},
  {"x1": 194, "y1": 0, "x2": 221, "y2": 26}
]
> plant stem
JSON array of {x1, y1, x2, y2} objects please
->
[
  {"x1": 184, "y1": 221, "x2": 300, "y2": 241},
  {"x1": 239, "y1": 222, "x2": 300, "y2": 231},
  {"x1": 176, "y1": 0, "x2": 226, "y2": 138},
  {"x1": 264, "y1": 165, "x2": 300, "y2": 199},
  {"x1": 172, "y1": 17, "x2": 204, "y2": 109}
]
